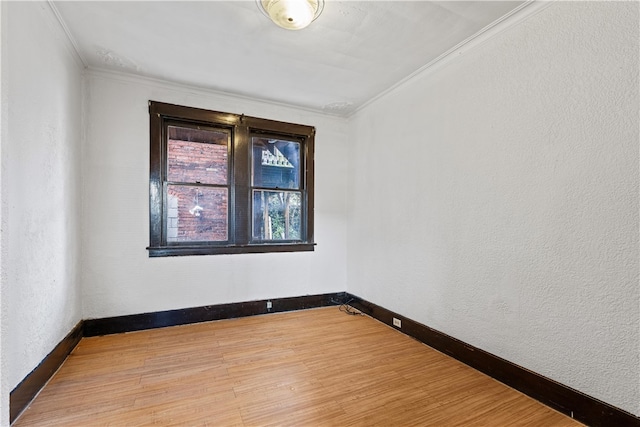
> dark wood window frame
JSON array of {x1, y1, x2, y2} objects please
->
[{"x1": 148, "y1": 101, "x2": 315, "y2": 257}]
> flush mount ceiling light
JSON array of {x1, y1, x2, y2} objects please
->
[{"x1": 257, "y1": 0, "x2": 324, "y2": 30}]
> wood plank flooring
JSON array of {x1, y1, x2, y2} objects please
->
[{"x1": 15, "y1": 307, "x2": 581, "y2": 426}]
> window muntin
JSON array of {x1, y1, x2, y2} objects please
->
[{"x1": 148, "y1": 101, "x2": 315, "y2": 256}]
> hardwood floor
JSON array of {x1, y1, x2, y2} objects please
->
[{"x1": 15, "y1": 307, "x2": 581, "y2": 426}]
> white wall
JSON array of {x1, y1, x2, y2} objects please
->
[
  {"x1": 0, "y1": 1, "x2": 4, "y2": 424},
  {"x1": 2, "y1": 0, "x2": 638, "y2": 422},
  {"x1": 82, "y1": 71, "x2": 348, "y2": 319},
  {"x1": 347, "y1": 1, "x2": 639, "y2": 416},
  {"x1": 0, "y1": 0, "x2": 84, "y2": 406}
]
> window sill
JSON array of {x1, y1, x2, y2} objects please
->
[{"x1": 147, "y1": 243, "x2": 316, "y2": 257}]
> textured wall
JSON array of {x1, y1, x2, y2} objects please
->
[
  {"x1": 0, "y1": 2, "x2": 4, "y2": 424},
  {"x1": 347, "y1": 2, "x2": 639, "y2": 415},
  {"x1": 1, "y1": 0, "x2": 84, "y2": 400},
  {"x1": 81, "y1": 71, "x2": 348, "y2": 319}
]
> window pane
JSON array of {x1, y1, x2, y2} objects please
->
[
  {"x1": 167, "y1": 185, "x2": 228, "y2": 242},
  {"x1": 252, "y1": 138, "x2": 300, "y2": 190},
  {"x1": 252, "y1": 191, "x2": 301, "y2": 241},
  {"x1": 167, "y1": 126, "x2": 228, "y2": 185}
]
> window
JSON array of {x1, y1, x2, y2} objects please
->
[{"x1": 148, "y1": 101, "x2": 315, "y2": 256}]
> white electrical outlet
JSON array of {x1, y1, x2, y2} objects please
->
[
  {"x1": 266, "y1": 301, "x2": 272, "y2": 309},
  {"x1": 393, "y1": 317, "x2": 401, "y2": 328}
]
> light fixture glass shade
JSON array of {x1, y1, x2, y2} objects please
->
[{"x1": 258, "y1": 0, "x2": 324, "y2": 30}]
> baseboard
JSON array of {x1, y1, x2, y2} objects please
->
[
  {"x1": 10, "y1": 321, "x2": 84, "y2": 424},
  {"x1": 346, "y1": 293, "x2": 640, "y2": 427},
  {"x1": 83, "y1": 292, "x2": 346, "y2": 337},
  {"x1": 10, "y1": 292, "x2": 344, "y2": 424},
  {"x1": 13, "y1": 292, "x2": 638, "y2": 427}
]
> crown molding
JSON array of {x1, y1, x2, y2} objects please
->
[
  {"x1": 351, "y1": 0, "x2": 555, "y2": 118},
  {"x1": 46, "y1": 0, "x2": 88, "y2": 69},
  {"x1": 86, "y1": 67, "x2": 349, "y2": 121},
  {"x1": 45, "y1": 0, "x2": 555, "y2": 120}
]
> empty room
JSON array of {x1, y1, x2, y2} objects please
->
[{"x1": 1, "y1": 0, "x2": 638, "y2": 425}]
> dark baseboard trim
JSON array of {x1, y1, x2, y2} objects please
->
[
  {"x1": 84, "y1": 292, "x2": 346, "y2": 337},
  {"x1": 346, "y1": 293, "x2": 640, "y2": 427},
  {"x1": 10, "y1": 292, "x2": 344, "y2": 425},
  {"x1": 10, "y1": 320, "x2": 84, "y2": 424},
  {"x1": 12, "y1": 292, "x2": 638, "y2": 427}
]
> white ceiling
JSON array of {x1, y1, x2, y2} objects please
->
[{"x1": 53, "y1": 1, "x2": 527, "y2": 116}]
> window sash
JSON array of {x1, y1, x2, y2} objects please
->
[{"x1": 251, "y1": 189, "x2": 303, "y2": 242}]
